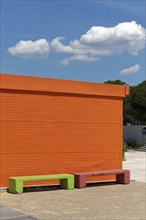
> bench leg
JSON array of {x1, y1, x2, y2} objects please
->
[
  {"x1": 116, "y1": 170, "x2": 130, "y2": 184},
  {"x1": 75, "y1": 175, "x2": 86, "y2": 188},
  {"x1": 60, "y1": 176, "x2": 74, "y2": 190},
  {"x1": 9, "y1": 179, "x2": 24, "y2": 194}
]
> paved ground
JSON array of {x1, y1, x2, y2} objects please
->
[
  {"x1": 123, "y1": 151, "x2": 146, "y2": 183},
  {"x1": 1, "y1": 151, "x2": 146, "y2": 220}
]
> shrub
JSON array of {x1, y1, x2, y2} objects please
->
[
  {"x1": 124, "y1": 139, "x2": 137, "y2": 149},
  {"x1": 122, "y1": 142, "x2": 127, "y2": 161}
]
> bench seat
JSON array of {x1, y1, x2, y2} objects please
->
[
  {"x1": 8, "y1": 174, "x2": 74, "y2": 194},
  {"x1": 74, "y1": 169, "x2": 130, "y2": 188}
]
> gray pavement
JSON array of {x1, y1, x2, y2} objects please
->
[
  {"x1": 1, "y1": 151, "x2": 146, "y2": 220},
  {"x1": 123, "y1": 151, "x2": 146, "y2": 183}
]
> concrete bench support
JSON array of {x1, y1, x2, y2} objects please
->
[
  {"x1": 74, "y1": 169, "x2": 130, "y2": 188},
  {"x1": 8, "y1": 174, "x2": 74, "y2": 194}
]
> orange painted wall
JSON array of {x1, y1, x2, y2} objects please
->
[{"x1": 0, "y1": 74, "x2": 129, "y2": 187}]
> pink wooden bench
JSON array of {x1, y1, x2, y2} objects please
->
[{"x1": 74, "y1": 169, "x2": 130, "y2": 188}]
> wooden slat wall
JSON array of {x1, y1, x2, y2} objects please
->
[{"x1": 1, "y1": 88, "x2": 123, "y2": 187}]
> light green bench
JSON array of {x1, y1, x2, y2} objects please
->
[{"x1": 8, "y1": 174, "x2": 74, "y2": 194}]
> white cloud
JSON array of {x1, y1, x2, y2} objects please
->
[
  {"x1": 8, "y1": 39, "x2": 49, "y2": 58},
  {"x1": 61, "y1": 54, "x2": 98, "y2": 65},
  {"x1": 8, "y1": 21, "x2": 146, "y2": 64},
  {"x1": 50, "y1": 21, "x2": 146, "y2": 64},
  {"x1": 120, "y1": 64, "x2": 141, "y2": 76}
]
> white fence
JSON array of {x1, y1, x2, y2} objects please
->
[{"x1": 123, "y1": 125, "x2": 146, "y2": 145}]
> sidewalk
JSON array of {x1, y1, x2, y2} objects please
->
[{"x1": 123, "y1": 151, "x2": 146, "y2": 183}]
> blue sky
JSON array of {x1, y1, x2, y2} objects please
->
[{"x1": 1, "y1": 0, "x2": 146, "y2": 85}]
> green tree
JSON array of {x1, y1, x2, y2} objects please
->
[
  {"x1": 104, "y1": 80, "x2": 126, "y2": 85},
  {"x1": 127, "y1": 81, "x2": 146, "y2": 123},
  {"x1": 104, "y1": 80, "x2": 146, "y2": 124}
]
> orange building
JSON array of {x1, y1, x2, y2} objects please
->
[{"x1": 0, "y1": 74, "x2": 129, "y2": 187}]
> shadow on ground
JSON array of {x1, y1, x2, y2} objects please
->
[
  {"x1": 0, "y1": 205, "x2": 38, "y2": 220},
  {"x1": 7, "y1": 181, "x2": 119, "y2": 194}
]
